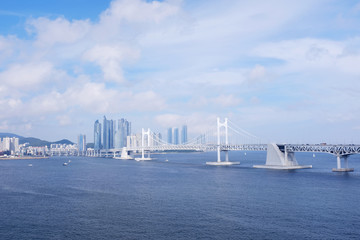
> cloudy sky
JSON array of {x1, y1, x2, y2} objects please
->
[{"x1": 0, "y1": 0, "x2": 360, "y2": 143}]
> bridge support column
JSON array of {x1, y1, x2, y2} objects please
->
[
  {"x1": 206, "y1": 118, "x2": 239, "y2": 166},
  {"x1": 332, "y1": 154, "x2": 354, "y2": 172},
  {"x1": 254, "y1": 143, "x2": 312, "y2": 170},
  {"x1": 135, "y1": 128, "x2": 152, "y2": 161},
  {"x1": 115, "y1": 148, "x2": 134, "y2": 160}
]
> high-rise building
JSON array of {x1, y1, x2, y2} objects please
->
[
  {"x1": 181, "y1": 125, "x2": 188, "y2": 144},
  {"x1": 103, "y1": 116, "x2": 109, "y2": 149},
  {"x1": 94, "y1": 120, "x2": 102, "y2": 150},
  {"x1": 10, "y1": 137, "x2": 19, "y2": 153},
  {"x1": 173, "y1": 128, "x2": 179, "y2": 145},
  {"x1": 120, "y1": 118, "x2": 130, "y2": 148},
  {"x1": 102, "y1": 116, "x2": 114, "y2": 149},
  {"x1": 78, "y1": 134, "x2": 86, "y2": 152},
  {"x1": 2, "y1": 137, "x2": 10, "y2": 151},
  {"x1": 167, "y1": 128, "x2": 173, "y2": 144},
  {"x1": 114, "y1": 118, "x2": 131, "y2": 148},
  {"x1": 109, "y1": 119, "x2": 114, "y2": 149},
  {"x1": 114, "y1": 129, "x2": 121, "y2": 149}
]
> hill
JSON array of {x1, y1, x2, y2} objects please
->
[
  {"x1": 0, "y1": 133, "x2": 23, "y2": 139},
  {"x1": 0, "y1": 133, "x2": 74, "y2": 147}
]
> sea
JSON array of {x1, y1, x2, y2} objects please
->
[{"x1": 1, "y1": 151, "x2": 360, "y2": 240}]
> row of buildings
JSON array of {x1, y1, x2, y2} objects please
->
[
  {"x1": 92, "y1": 117, "x2": 190, "y2": 150},
  {"x1": 0, "y1": 136, "x2": 85, "y2": 157}
]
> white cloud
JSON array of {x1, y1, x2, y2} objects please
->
[
  {"x1": 0, "y1": 98, "x2": 23, "y2": 117},
  {"x1": 62, "y1": 82, "x2": 166, "y2": 114},
  {"x1": 83, "y1": 44, "x2": 140, "y2": 83},
  {"x1": 27, "y1": 17, "x2": 91, "y2": 47},
  {"x1": 57, "y1": 115, "x2": 72, "y2": 126},
  {"x1": 0, "y1": 62, "x2": 57, "y2": 91},
  {"x1": 1, "y1": 0, "x2": 360, "y2": 142},
  {"x1": 253, "y1": 38, "x2": 360, "y2": 75},
  {"x1": 28, "y1": 91, "x2": 68, "y2": 115},
  {"x1": 100, "y1": 0, "x2": 180, "y2": 24},
  {"x1": 211, "y1": 94, "x2": 243, "y2": 107},
  {"x1": 249, "y1": 65, "x2": 266, "y2": 81}
]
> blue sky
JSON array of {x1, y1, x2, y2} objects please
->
[{"x1": 1, "y1": 0, "x2": 360, "y2": 143}]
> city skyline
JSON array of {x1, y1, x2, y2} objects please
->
[
  {"x1": 99, "y1": 116, "x2": 131, "y2": 150},
  {"x1": 1, "y1": 1, "x2": 360, "y2": 143}
]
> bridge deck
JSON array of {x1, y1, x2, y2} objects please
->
[{"x1": 100, "y1": 144, "x2": 360, "y2": 156}]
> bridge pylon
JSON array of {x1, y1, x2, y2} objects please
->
[
  {"x1": 206, "y1": 117, "x2": 240, "y2": 166},
  {"x1": 135, "y1": 128, "x2": 153, "y2": 161}
]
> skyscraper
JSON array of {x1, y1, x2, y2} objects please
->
[
  {"x1": 94, "y1": 120, "x2": 102, "y2": 150},
  {"x1": 109, "y1": 119, "x2": 114, "y2": 149},
  {"x1": 103, "y1": 116, "x2": 110, "y2": 149},
  {"x1": 173, "y1": 128, "x2": 179, "y2": 145},
  {"x1": 167, "y1": 128, "x2": 173, "y2": 144},
  {"x1": 181, "y1": 125, "x2": 188, "y2": 144},
  {"x1": 78, "y1": 134, "x2": 86, "y2": 152},
  {"x1": 113, "y1": 118, "x2": 131, "y2": 148}
]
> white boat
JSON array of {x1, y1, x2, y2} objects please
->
[
  {"x1": 28, "y1": 164, "x2": 33, "y2": 167},
  {"x1": 63, "y1": 162, "x2": 68, "y2": 166}
]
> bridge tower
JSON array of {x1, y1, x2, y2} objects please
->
[
  {"x1": 135, "y1": 128, "x2": 152, "y2": 161},
  {"x1": 206, "y1": 117, "x2": 240, "y2": 166}
]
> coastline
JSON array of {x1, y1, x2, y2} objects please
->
[{"x1": 0, "y1": 156, "x2": 49, "y2": 160}]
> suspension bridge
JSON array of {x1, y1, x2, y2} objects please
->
[{"x1": 88, "y1": 118, "x2": 360, "y2": 172}]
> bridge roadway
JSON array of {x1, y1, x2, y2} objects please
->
[
  {"x1": 102, "y1": 143, "x2": 360, "y2": 156},
  {"x1": 284, "y1": 144, "x2": 360, "y2": 156},
  {"x1": 123, "y1": 144, "x2": 268, "y2": 152}
]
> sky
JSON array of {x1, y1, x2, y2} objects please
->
[{"x1": 0, "y1": 0, "x2": 360, "y2": 144}]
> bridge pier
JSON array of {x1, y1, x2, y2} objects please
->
[
  {"x1": 206, "y1": 118, "x2": 239, "y2": 166},
  {"x1": 254, "y1": 143, "x2": 312, "y2": 170},
  {"x1": 332, "y1": 154, "x2": 354, "y2": 172},
  {"x1": 114, "y1": 148, "x2": 134, "y2": 160}
]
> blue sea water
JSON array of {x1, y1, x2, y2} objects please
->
[{"x1": 1, "y1": 151, "x2": 360, "y2": 239}]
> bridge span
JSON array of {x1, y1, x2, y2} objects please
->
[{"x1": 87, "y1": 118, "x2": 360, "y2": 172}]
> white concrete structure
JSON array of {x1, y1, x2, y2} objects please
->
[
  {"x1": 254, "y1": 143, "x2": 312, "y2": 169},
  {"x1": 116, "y1": 147, "x2": 134, "y2": 160}
]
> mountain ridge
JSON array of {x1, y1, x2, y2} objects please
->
[{"x1": 0, "y1": 133, "x2": 74, "y2": 147}]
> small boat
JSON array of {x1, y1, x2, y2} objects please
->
[
  {"x1": 63, "y1": 162, "x2": 68, "y2": 166},
  {"x1": 28, "y1": 164, "x2": 33, "y2": 167},
  {"x1": 313, "y1": 154, "x2": 316, "y2": 158},
  {"x1": 165, "y1": 159, "x2": 169, "y2": 162}
]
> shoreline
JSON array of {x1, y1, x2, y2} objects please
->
[{"x1": 0, "y1": 156, "x2": 49, "y2": 160}]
